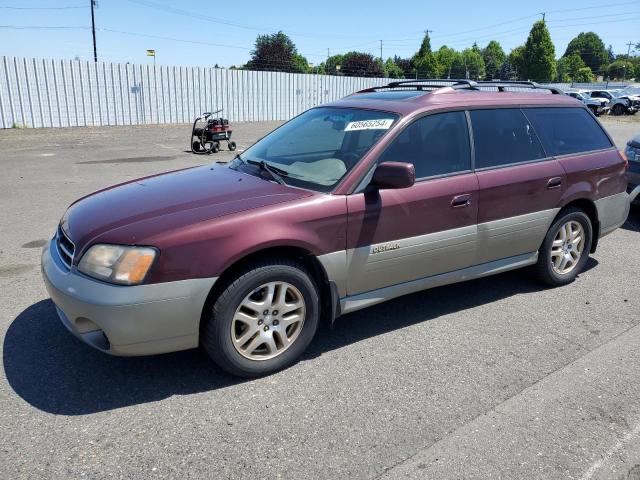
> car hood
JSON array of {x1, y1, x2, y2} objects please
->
[
  {"x1": 629, "y1": 134, "x2": 640, "y2": 149},
  {"x1": 63, "y1": 165, "x2": 312, "y2": 255}
]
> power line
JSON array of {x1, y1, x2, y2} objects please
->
[
  {"x1": 0, "y1": 25, "x2": 89, "y2": 30},
  {"x1": 0, "y1": 5, "x2": 87, "y2": 9}
]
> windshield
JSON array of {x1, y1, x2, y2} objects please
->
[{"x1": 229, "y1": 107, "x2": 399, "y2": 192}]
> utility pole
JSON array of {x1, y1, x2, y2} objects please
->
[
  {"x1": 380, "y1": 40, "x2": 383, "y2": 61},
  {"x1": 90, "y1": 0, "x2": 97, "y2": 62},
  {"x1": 623, "y1": 41, "x2": 633, "y2": 80}
]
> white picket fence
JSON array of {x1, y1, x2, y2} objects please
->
[{"x1": 0, "y1": 56, "x2": 399, "y2": 129}]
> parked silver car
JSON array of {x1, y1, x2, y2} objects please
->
[
  {"x1": 565, "y1": 90, "x2": 609, "y2": 116},
  {"x1": 587, "y1": 90, "x2": 639, "y2": 116}
]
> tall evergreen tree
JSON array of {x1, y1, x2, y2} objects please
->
[
  {"x1": 416, "y1": 32, "x2": 432, "y2": 58},
  {"x1": 521, "y1": 21, "x2": 556, "y2": 81}
]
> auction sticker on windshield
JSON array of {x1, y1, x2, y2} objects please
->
[{"x1": 345, "y1": 119, "x2": 394, "y2": 131}]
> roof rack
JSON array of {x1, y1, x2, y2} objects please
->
[{"x1": 358, "y1": 79, "x2": 564, "y2": 95}]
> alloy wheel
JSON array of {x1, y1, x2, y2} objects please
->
[
  {"x1": 550, "y1": 220, "x2": 585, "y2": 275},
  {"x1": 231, "y1": 282, "x2": 306, "y2": 361}
]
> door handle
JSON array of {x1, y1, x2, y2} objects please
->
[
  {"x1": 546, "y1": 177, "x2": 562, "y2": 189},
  {"x1": 451, "y1": 194, "x2": 472, "y2": 208}
]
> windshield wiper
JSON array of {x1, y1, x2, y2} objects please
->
[{"x1": 244, "y1": 158, "x2": 289, "y2": 185}]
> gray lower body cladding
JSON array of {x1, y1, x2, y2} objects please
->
[
  {"x1": 320, "y1": 192, "x2": 634, "y2": 317},
  {"x1": 319, "y1": 208, "x2": 559, "y2": 300}
]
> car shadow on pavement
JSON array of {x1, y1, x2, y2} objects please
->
[{"x1": 4, "y1": 259, "x2": 598, "y2": 416}]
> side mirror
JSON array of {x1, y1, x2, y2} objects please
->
[{"x1": 372, "y1": 162, "x2": 415, "y2": 189}]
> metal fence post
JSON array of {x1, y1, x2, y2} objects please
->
[
  {"x1": 13, "y1": 57, "x2": 26, "y2": 127},
  {"x1": 23, "y1": 58, "x2": 35, "y2": 128}
]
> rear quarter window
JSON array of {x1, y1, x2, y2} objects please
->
[{"x1": 523, "y1": 107, "x2": 612, "y2": 156}]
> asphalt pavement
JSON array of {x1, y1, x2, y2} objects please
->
[{"x1": 0, "y1": 117, "x2": 639, "y2": 479}]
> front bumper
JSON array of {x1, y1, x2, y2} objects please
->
[{"x1": 41, "y1": 239, "x2": 217, "y2": 356}]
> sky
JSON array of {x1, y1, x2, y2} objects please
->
[{"x1": 0, "y1": 0, "x2": 638, "y2": 68}]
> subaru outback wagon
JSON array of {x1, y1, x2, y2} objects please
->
[{"x1": 42, "y1": 80, "x2": 640, "y2": 377}]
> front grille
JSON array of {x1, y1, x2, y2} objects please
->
[{"x1": 56, "y1": 224, "x2": 75, "y2": 270}]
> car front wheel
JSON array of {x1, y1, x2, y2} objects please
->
[
  {"x1": 535, "y1": 207, "x2": 593, "y2": 286},
  {"x1": 201, "y1": 258, "x2": 320, "y2": 377},
  {"x1": 612, "y1": 104, "x2": 625, "y2": 116}
]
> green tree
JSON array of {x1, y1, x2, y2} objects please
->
[
  {"x1": 521, "y1": 21, "x2": 556, "y2": 81},
  {"x1": 482, "y1": 40, "x2": 506, "y2": 80},
  {"x1": 246, "y1": 31, "x2": 310, "y2": 73},
  {"x1": 574, "y1": 67, "x2": 594, "y2": 83},
  {"x1": 607, "y1": 59, "x2": 634, "y2": 80},
  {"x1": 499, "y1": 59, "x2": 517, "y2": 80},
  {"x1": 416, "y1": 31, "x2": 432, "y2": 58},
  {"x1": 340, "y1": 52, "x2": 385, "y2": 77},
  {"x1": 412, "y1": 31, "x2": 440, "y2": 78},
  {"x1": 413, "y1": 52, "x2": 440, "y2": 78},
  {"x1": 564, "y1": 32, "x2": 608, "y2": 75},
  {"x1": 292, "y1": 54, "x2": 310, "y2": 74},
  {"x1": 556, "y1": 54, "x2": 587, "y2": 81},
  {"x1": 434, "y1": 46, "x2": 458, "y2": 78},
  {"x1": 507, "y1": 46, "x2": 525, "y2": 79},
  {"x1": 384, "y1": 58, "x2": 405, "y2": 78},
  {"x1": 325, "y1": 54, "x2": 344, "y2": 75},
  {"x1": 462, "y1": 48, "x2": 485, "y2": 80},
  {"x1": 393, "y1": 56, "x2": 413, "y2": 78}
]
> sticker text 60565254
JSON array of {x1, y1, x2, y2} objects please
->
[{"x1": 344, "y1": 119, "x2": 394, "y2": 131}]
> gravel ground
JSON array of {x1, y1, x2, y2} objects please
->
[{"x1": 0, "y1": 117, "x2": 639, "y2": 480}]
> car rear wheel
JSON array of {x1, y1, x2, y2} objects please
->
[
  {"x1": 535, "y1": 207, "x2": 593, "y2": 286},
  {"x1": 201, "y1": 258, "x2": 319, "y2": 377}
]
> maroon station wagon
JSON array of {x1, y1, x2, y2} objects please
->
[{"x1": 42, "y1": 80, "x2": 640, "y2": 377}]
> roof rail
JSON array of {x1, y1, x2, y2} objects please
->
[{"x1": 357, "y1": 79, "x2": 564, "y2": 95}]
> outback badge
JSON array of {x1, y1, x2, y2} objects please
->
[{"x1": 371, "y1": 243, "x2": 400, "y2": 254}]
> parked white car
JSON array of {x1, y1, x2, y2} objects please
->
[
  {"x1": 586, "y1": 89, "x2": 639, "y2": 116},
  {"x1": 565, "y1": 90, "x2": 610, "y2": 116}
]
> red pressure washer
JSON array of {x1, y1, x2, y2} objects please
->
[{"x1": 190, "y1": 109, "x2": 237, "y2": 154}]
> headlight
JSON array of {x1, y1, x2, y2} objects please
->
[{"x1": 78, "y1": 244, "x2": 157, "y2": 285}]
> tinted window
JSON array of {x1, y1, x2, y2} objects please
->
[
  {"x1": 524, "y1": 107, "x2": 612, "y2": 156},
  {"x1": 469, "y1": 109, "x2": 546, "y2": 169},
  {"x1": 378, "y1": 111, "x2": 471, "y2": 178}
]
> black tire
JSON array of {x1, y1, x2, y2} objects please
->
[
  {"x1": 612, "y1": 104, "x2": 625, "y2": 116},
  {"x1": 201, "y1": 258, "x2": 320, "y2": 377},
  {"x1": 588, "y1": 105, "x2": 599, "y2": 117},
  {"x1": 211, "y1": 142, "x2": 220, "y2": 153},
  {"x1": 192, "y1": 140, "x2": 201, "y2": 152},
  {"x1": 535, "y1": 207, "x2": 593, "y2": 286},
  {"x1": 228, "y1": 140, "x2": 237, "y2": 151}
]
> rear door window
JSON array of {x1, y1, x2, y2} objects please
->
[
  {"x1": 524, "y1": 107, "x2": 612, "y2": 156},
  {"x1": 378, "y1": 111, "x2": 471, "y2": 178},
  {"x1": 469, "y1": 109, "x2": 546, "y2": 169}
]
